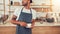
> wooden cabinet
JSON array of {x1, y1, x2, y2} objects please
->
[
  {"x1": 32, "y1": 26, "x2": 60, "y2": 34},
  {"x1": 0, "y1": 26, "x2": 16, "y2": 34},
  {"x1": 0, "y1": 26, "x2": 60, "y2": 34}
]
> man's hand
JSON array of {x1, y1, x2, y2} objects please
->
[
  {"x1": 30, "y1": 25, "x2": 34, "y2": 29},
  {"x1": 20, "y1": 22, "x2": 27, "y2": 27}
]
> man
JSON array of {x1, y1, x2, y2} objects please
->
[{"x1": 10, "y1": 0, "x2": 36, "y2": 34}]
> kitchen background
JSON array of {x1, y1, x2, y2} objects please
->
[
  {"x1": 0, "y1": 0, "x2": 60, "y2": 34},
  {"x1": 0, "y1": 0, "x2": 60, "y2": 26}
]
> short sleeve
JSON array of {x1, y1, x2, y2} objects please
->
[
  {"x1": 32, "y1": 9, "x2": 37, "y2": 19},
  {"x1": 13, "y1": 6, "x2": 23, "y2": 16},
  {"x1": 13, "y1": 7, "x2": 23, "y2": 20},
  {"x1": 13, "y1": 8, "x2": 19, "y2": 17}
]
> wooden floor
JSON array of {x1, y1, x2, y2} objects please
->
[{"x1": 0, "y1": 26, "x2": 60, "y2": 34}]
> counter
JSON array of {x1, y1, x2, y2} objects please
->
[
  {"x1": 0, "y1": 22, "x2": 60, "y2": 26},
  {"x1": 0, "y1": 25, "x2": 60, "y2": 34},
  {"x1": 0, "y1": 22, "x2": 60, "y2": 34}
]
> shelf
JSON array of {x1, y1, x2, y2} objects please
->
[
  {"x1": 8, "y1": 4, "x2": 20, "y2": 6},
  {"x1": 8, "y1": 4, "x2": 53, "y2": 6},
  {"x1": 0, "y1": 10, "x2": 4, "y2": 11},
  {"x1": 8, "y1": 11, "x2": 14, "y2": 12},
  {"x1": 31, "y1": 6, "x2": 50, "y2": 8},
  {"x1": 0, "y1": 0, "x2": 5, "y2": 15},
  {"x1": 7, "y1": 5, "x2": 52, "y2": 9},
  {"x1": 0, "y1": 3, "x2": 4, "y2": 5},
  {"x1": 7, "y1": 0, "x2": 53, "y2": 12},
  {"x1": 31, "y1": 4, "x2": 53, "y2": 6}
]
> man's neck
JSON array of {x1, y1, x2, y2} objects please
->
[{"x1": 24, "y1": 4, "x2": 30, "y2": 10}]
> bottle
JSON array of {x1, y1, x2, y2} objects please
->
[{"x1": 10, "y1": 1, "x2": 13, "y2": 5}]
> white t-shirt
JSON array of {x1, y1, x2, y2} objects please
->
[{"x1": 13, "y1": 7, "x2": 36, "y2": 20}]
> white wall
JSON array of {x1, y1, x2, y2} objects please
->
[{"x1": 52, "y1": 0, "x2": 60, "y2": 12}]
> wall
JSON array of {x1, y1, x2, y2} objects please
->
[
  {"x1": 52, "y1": 0, "x2": 60, "y2": 12},
  {"x1": 0, "y1": 0, "x2": 60, "y2": 14}
]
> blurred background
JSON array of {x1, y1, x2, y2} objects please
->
[
  {"x1": 0, "y1": 0, "x2": 60, "y2": 25},
  {"x1": 0, "y1": 0, "x2": 60, "y2": 34}
]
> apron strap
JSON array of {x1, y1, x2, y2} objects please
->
[{"x1": 21, "y1": 7, "x2": 32, "y2": 14}]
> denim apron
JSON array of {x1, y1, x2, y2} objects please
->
[{"x1": 16, "y1": 8, "x2": 32, "y2": 34}]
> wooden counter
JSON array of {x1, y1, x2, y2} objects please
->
[{"x1": 0, "y1": 26, "x2": 60, "y2": 34}]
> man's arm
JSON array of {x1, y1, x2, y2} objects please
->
[
  {"x1": 31, "y1": 19, "x2": 36, "y2": 28},
  {"x1": 10, "y1": 15, "x2": 27, "y2": 27},
  {"x1": 31, "y1": 9, "x2": 36, "y2": 28},
  {"x1": 32, "y1": 19, "x2": 35, "y2": 26}
]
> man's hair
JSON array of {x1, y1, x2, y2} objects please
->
[{"x1": 30, "y1": 0, "x2": 32, "y2": 3}]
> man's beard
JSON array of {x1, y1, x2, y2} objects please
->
[
  {"x1": 22, "y1": 4, "x2": 27, "y2": 6},
  {"x1": 22, "y1": 3, "x2": 28, "y2": 6}
]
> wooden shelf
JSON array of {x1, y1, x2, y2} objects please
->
[
  {"x1": 0, "y1": 0, "x2": 5, "y2": 15},
  {"x1": 8, "y1": 11, "x2": 14, "y2": 12},
  {"x1": 0, "y1": 3, "x2": 4, "y2": 5},
  {"x1": 8, "y1": 4, "x2": 21, "y2": 6},
  {"x1": 0, "y1": 10, "x2": 4, "y2": 11},
  {"x1": 8, "y1": 0, "x2": 53, "y2": 13},
  {"x1": 31, "y1": 4, "x2": 53, "y2": 6},
  {"x1": 8, "y1": 4, "x2": 53, "y2": 6}
]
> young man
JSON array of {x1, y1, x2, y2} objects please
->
[{"x1": 10, "y1": 0, "x2": 36, "y2": 34}]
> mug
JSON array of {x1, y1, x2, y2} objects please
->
[{"x1": 26, "y1": 23, "x2": 32, "y2": 28}]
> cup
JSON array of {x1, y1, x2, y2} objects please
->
[{"x1": 26, "y1": 23, "x2": 31, "y2": 28}]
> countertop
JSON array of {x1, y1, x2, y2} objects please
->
[{"x1": 0, "y1": 22, "x2": 60, "y2": 26}]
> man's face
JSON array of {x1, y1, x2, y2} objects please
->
[{"x1": 22, "y1": 0, "x2": 29, "y2": 6}]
